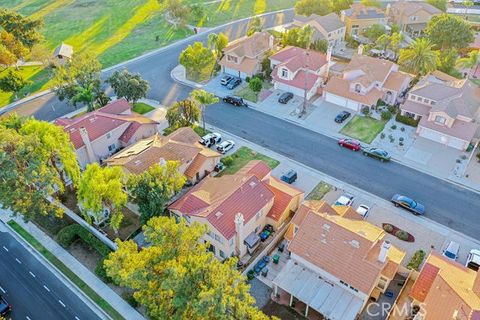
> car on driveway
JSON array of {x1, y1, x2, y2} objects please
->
[
  {"x1": 466, "y1": 249, "x2": 480, "y2": 271},
  {"x1": 226, "y1": 78, "x2": 241, "y2": 90},
  {"x1": 356, "y1": 204, "x2": 370, "y2": 219},
  {"x1": 442, "y1": 241, "x2": 460, "y2": 261},
  {"x1": 335, "y1": 194, "x2": 355, "y2": 206},
  {"x1": 199, "y1": 132, "x2": 221, "y2": 147},
  {"x1": 0, "y1": 295, "x2": 11, "y2": 317},
  {"x1": 223, "y1": 96, "x2": 247, "y2": 107},
  {"x1": 362, "y1": 147, "x2": 391, "y2": 162},
  {"x1": 278, "y1": 92, "x2": 294, "y2": 104},
  {"x1": 280, "y1": 170, "x2": 297, "y2": 184},
  {"x1": 391, "y1": 194, "x2": 425, "y2": 215},
  {"x1": 220, "y1": 75, "x2": 233, "y2": 85},
  {"x1": 216, "y1": 140, "x2": 235, "y2": 154},
  {"x1": 335, "y1": 111, "x2": 351, "y2": 123},
  {"x1": 338, "y1": 138, "x2": 361, "y2": 151}
]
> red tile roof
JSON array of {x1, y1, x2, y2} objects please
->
[
  {"x1": 119, "y1": 122, "x2": 142, "y2": 143},
  {"x1": 410, "y1": 262, "x2": 440, "y2": 302},
  {"x1": 266, "y1": 184, "x2": 294, "y2": 221},
  {"x1": 237, "y1": 160, "x2": 271, "y2": 180},
  {"x1": 97, "y1": 98, "x2": 131, "y2": 114}
]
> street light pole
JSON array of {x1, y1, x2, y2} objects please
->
[{"x1": 300, "y1": 49, "x2": 309, "y2": 118}]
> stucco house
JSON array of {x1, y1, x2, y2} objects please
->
[
  {"x1": 55, "y1": 98, "x2": 159, "y2": 168},
  {"x1": 409, "y1": 252, "x2": 480, "y2": 319},
  {"x1": 106, "y1": 127, "x2": 221, "y2": 184},
  {"x1": 52, "y1": 43, "x2": 73, "y2": 66},
  {"x1": 273, "y1": 200, "x2": 406, "y2": 319},
  {"x1": 219, "y1": 31, "x2": 275, "y2": 79},
  {"x1": 387, "y1": 1, "x2": 441, "y2": 37},
  {"x1": 341, "y1": 4, "x2": 388, "y2": 36},
  {"x1": 169, "y1": 161, "x2": 304, "y2": 260},
  {"x1": 292, "y1": 13, "x2": 346, "y2": 48},
  {"x1": 324, "y1": 48, "x2": 411, "y2": 111},
  {"x1": 269, "y1": 46, "x2": 331, "y2": 100},
  {"x1": 399, "y1": 71, "x2": 480, "y2": 150}
]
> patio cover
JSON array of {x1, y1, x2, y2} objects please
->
[
  {"x1": 244, "y1": 231, "x2": 260, "y2": 248},
  {"x1": 273, "y1": 260, "x2": 364, "y2": 320}
]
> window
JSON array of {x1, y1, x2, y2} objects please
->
[
  {"x1": 354, "y1": 84, "x2": 361, "y2": 93},
  {"x1": 227, "y1": 55, "x2": 238, "y2": 63},
  {"x1": 214, "y1": 234, "x2": 223, "y2": 244},
  {"x1": 108, "y1": 144, "x2": 116, "y2": 152},
  {"x1": 431, "y1": 101, "x2": 436, "y2": 105},
  {"x1": 219, "y1": 250, "x2": 225, "y2": 259},
  {"x1": 423, "y1": 99, "x2": 429, "y2": 104},
  {"x1": 229, "y1": 238, "x2": 234, "y2": 247},
  {"x1": 410, "y1": 16, "x2": 418, "y2": 21},
  {"x1": 328, "y1": 32, "x2": 332, "y2": 37},
  {"x1": 435, "y1": 116, "x2": 446, "y2": 124},
  {"x1": 416, "y1": 96, "x2": 422, "y2": 102},
  {"x1": 281, "y1": 68, "x2": 288, "y2": 78},
  {"x1": 184, "y1": 215, "x2": 191, "y2": 223},
  {"x1": 106, "y1": 132, "x2": 111, "y2": 139}
]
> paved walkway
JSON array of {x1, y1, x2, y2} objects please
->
[{"x1": 0, "y1": 210, "x2": 145, "y2": 320}]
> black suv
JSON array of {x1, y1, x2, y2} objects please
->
[
  {"x1": 278, "y1": 92, "x2": 294, "y2": 104},
  {"x1": 0, "y1": 295, "x2": 12, "y2": 317},
  {"x1": 335, "y1": 111, "x2": 351, "y2": 123},
  {"x1": 223, "y1": 96, "x2": 247, "y2": 107}
]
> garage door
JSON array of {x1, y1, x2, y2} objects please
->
[
  {"x1": 419, "y1": 127, "x2": 467, "y2": 150},
  {"x1": 325, "y1": 93, "x2": 361, "y2": 111},
  {"x1": 223, "y1": 67, "x2": 239, "y2": 77},
  {"x1": 346, "y1": 99, "x2": 360, "y2": 111}
]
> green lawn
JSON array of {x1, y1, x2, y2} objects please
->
[
  {"x1": 220, "y1": 146, "x2": 280, "y2": 175},
  {"x1": 7, "y1": 220, "x2": 124, "y2": 320},
  {"x1": 340, "y1": 115, "x2": 387, "y2": 144},
  {"x1": 234, "y1": 81, "x2": 272, "y2": 103},
  {"x1": 306, "y1": 181, "x2": 332, "y2": 201},
  {"x1": 471, "y1": 79, "x2": 480, "y2": 87},
  {"x1": 132, "y1": 102, "x2": 155, "y2": 114},
  {"x1": 163, "y1": 125, "x2": 210, "y2": 136}
]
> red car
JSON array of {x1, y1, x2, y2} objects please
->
[{"x1": 338, "y1": 138, "x2": 361, "y2": 151}]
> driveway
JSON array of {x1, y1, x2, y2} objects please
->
[
  {"x1": 255, "y1": 89, "x2": 303, "y2": 119},
  {"x1": 203, "y1": 73, "x2": 245, "y2": 99},
  {"x1": 306, "y1": 98, "x2": 352, "y2": 134}
]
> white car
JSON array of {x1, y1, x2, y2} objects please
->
[
  {"x1": 356, "y1": 204, "x2": 370, "y2": 219},
  {"x1": 334, "y1": 194, "x2": 355, "y2": 206},
  {"x1": 466, "y1": 249, "x2": 480, "y2": 271},
  {"x1": 200, "y1": 132, "x2": 222, "y2": 147},
  {"x1": 442, "y1": 241, "x2": 460, "y2": 261},
  {"x1": 217, "y1": 140, "x2": 235, "y2": 154}
]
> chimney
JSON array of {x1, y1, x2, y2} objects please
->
[
  {"x1": 325, "y1": 46, "x2": 333, "y2": 79},
  {"x1": 234, "y1": 213, "x2": 246, "y2": 257},
  {"x1": 474, "y1": 270, "x2": 480, "y2": 297},
  {"x1": 268, "y1": 34, "x2": 275, "y2": 49},
  {"x1": 357, "y1": 44, "x2": 364, "y2": 56},
  {"x1": 79, "y1": 127, "x2": 96, "y2": 164},
  {"x1": 340, "y1": 10, "x2": 345, "y2": 22},
  {"x1": 378, "y1": 240, "x2": 391, "y2": 263},
  {"x1": 385, "y1": 3, "x2": 391, "y2": 16}
]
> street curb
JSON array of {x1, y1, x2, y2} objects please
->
[{"x1": 0, "y1": 219, "x2": 112, "y2": 320}]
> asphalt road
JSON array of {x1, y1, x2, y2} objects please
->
[{"x1": 0, "y1": 230, "x2": 102, "y2": 320}]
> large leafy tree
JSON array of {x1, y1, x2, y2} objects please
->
[
  {"x1": 427, "y1": 0, "x2": 447, "y2": 11},
  {"x1": 456, "y1": 50, "x2": 479, "y2": 77},
  {"x1": 166, "y1": 99, "x2": 201, "y2": 129},
  {"x1": 399, "y1": 38, "x2": 437, "y2": 75},
  {"x1": 190, "y1": 89, "x2": 218, "y2": 131},
  {"x1": 207, "y1": 32, "x2": 229, "y2": 62},
  {"x1": 425, "y1": 14, "x2": 474, "y2": 50},
  {"x1": 163, "y1": 0, "x2": 191, "y2": 27},
  {"x1": 106, "y1": 69, "x2": 150, "y2": 103},
  {"x1": 0, "y1": 70, "x2": 30, "y2": 98},
  {"x1": 0, "y1": 115, "x2": 79, "y2": 220},
  {"x1": 105, "y1": 217, "x2": 273, "y2": 320},
  {"x1": 281, "y1": 26, "x2": 314, "y2": 49},
  {"x1": 361, "y1": 0, "x2": 381, "y2": 8},
  {"x1": 77, "y1": 163, "x2": 127, "y2": 233},
  {"x1": 127, "y1": 162, "x2": 186, "y2": 225},
  {"x1": 294, "y1": 0, "x2": 332, "y2": 16},
  {"x1": 331, "y1": 0, "x2": 354, "y2": 13},
  {"x1": 247, "y1": 16, "x2": 262, "y2": 36},
  {"x1": 436, "y1": 48, "x2": 460, "y2": 77},
  {"x1": 179, "y1": 41, "x2": 215, "y2": 81},
  {"x1": 364, "y1": 24, "x2": 387, "y2": 42}
]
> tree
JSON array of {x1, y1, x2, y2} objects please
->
[
  {"x1": 247, "y1": 16, "x2": 262, "y2": 36},
  {"x1": 106, "y1": 69, "x2": 150, "y2": 103},
  {"x1": 104, "y1": 217, "x2": 273, "y2": 320},
  {"x1": 312, "y1": 39, "x2": 329, "y2": 53},
  {"x1": 436, "y1": 48, "x2": 461, "y2": 77},
  {"x1": 463, "y1": 0, "x2": 474, "y2": 17},
  {"x1": 375, "y1": 32, "x2": 403, "y2": 57},
  {"x1": 364, "y1": 24, "x2": 387, "y2": 42},
  {"x1": 164, "y1": 0, "x2": 191, "y2": 27},
  {"x1": 207, "y1": 32, "x2": 228, "y2": 62},
  {"x1": 295, "y1": 0, "x2": 332, "y2": 16},
  {"x1": 127, "y1": 163, "x2": 186, "y2": 225},
  {"x1": 249, "y1": 76, "x2": 262, "y2": 94},
  {"x1": 0, "y1": 116, "x2": 79, "y2": 221},
  {"x1": 456, "y1": 50, "x2": 479, "y2": 77},
  {"x1": 361, "y1": 0, "x2": 381, "y2": 8},
  {"x1": 77, "y1": 163, "x2": 127, "y2": 233},
  {"x1": 0, "y1": 43, "x2": 17, "y2": 67},
  {"x1": 190, "y1": 4, "x2": 205, "y2": 24},
  {"x1": 179, "y1": 41, "x2": 215, "y2": 81},
  {"x1": 398, "y1": 38, "x2": 437, "y2": 75},
  {"x1": 166, "y1": 99, "x2": 201, "y2": 129},
  {"x1": 425, "y1": 14, "x2": 474, "y2": 50},
  {"x1": 281, "y1": 26, "x2": 313, "y2": 49},
  {"x1": 331, "y1": 0, "x2": 353, "y2": 13},
  {"x1": 190, "y1": 89, "x2": 218, "y2": 131},
  {"x1": 427, "y1": 0, "x2": 447, "y2": 11},
  {"x1": 27, "y1": 42, "x2": 51, "y2": 65},
  {"x1": 0, "y1": 70, "x2": 30, "y2": 98}
]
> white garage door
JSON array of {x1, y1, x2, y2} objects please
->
[
  {"x1": 325, "y1": 92, "x2": 347, "y2": 107},
  {"x1": 419, "y1": 127, "x2": 467, "y2": 150},
  {"x1": 223, "y1": 67, "x2": 239, "y2": 77},
  {"x1": 346, "y1": 99, "x2": 360, "y2": 111}
]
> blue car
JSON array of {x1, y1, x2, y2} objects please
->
[
  {"x1": 391, "y1": 194, "x2": 425, "y2": 215},
  {"x1": 254, "y1": 256, "x2": 270, "y2": 273}
]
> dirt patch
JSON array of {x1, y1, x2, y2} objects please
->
[
  {"x1": 262, "y1": 300, "x2": 308, "y2": 320},
  {"x1": 68, "y1": 239, "x2": 103, "y2": 271},
  {"x1": 102, "y1": 207, "x2": 141, "y2": 241},
  {"x1": 59, "y1": 188, "x2": 82, "y2": 215}
]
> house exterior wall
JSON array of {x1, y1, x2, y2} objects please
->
[
  {"x1": 191, "y1": 156, "x2": 221, "y2": 183},
  {"x1": 345, "y1": 17, "x2": 388, "y2": 35},
  {"x1": 397, "y1": 9, "x2": 434, "y2": 32},
  {"x1": 427, "y1": 111, "x2": 455, "y2": 128},
  {"x1": 125, "y1": 124, "x2": 159, "y2": 146},
  {"x1": 266, "y1": 194, "x2": 303, "y2": 230}
]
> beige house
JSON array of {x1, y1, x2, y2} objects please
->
[
  {"x1": 400, "y1": 71, "x2": 480, "y2": 150},
  {"x1": 274, "y1": 200, "x2": 406, "y2": 319},
  {"x1": 324, "y1": 48, "x2": 411, "y2": 111},
  {"x1": 292, "y1": 13, "x2": 346, "y2": 48},
  {"x1": 409, "y1": 252, "x2": 480, "y2": 319},
  {"x1": 55, "y1": 98, "x2": 159, "y2": 168},
  {"x1": 107, "y1": 127, "x2": 221, "y2": 184},
  {"x1": 52, "y1": 43, "x2": 73, "y2": 66},
  {"x1": 387, "y1": 1, "x2": 441, "y2": 37},
  {"x1": 341, "y1": 4, "x2": 388, "y2": 36},
  {"x1": 219, "y1": 31, "x2": 275, "y2": 79},
  {"x1": 169, "y1": 161, "x2": 304, "y2": 260}
]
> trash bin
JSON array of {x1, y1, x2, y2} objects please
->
[
  {"x1": 273, "y1": 254, "x2": 280, "y2": 264},
  {"x1": 262, "y1": 267, "x2": 269, "y2": 277}
]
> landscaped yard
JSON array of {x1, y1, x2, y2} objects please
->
[
  {"x1": 340, "y1": 115, "x2": 387, "y2": 144},
  {"x1": 220, "y1": 146, "x2": 280, "y2": 175},
  {"x1": 306, "y1": 181, "x2": 332, "y2": 201},
  {"x1": 0, "y1": 66, "x2": 53, "y2": 106},
  {"x1": 234, "y1": 81, "x2": 273, "y2": 103},
  {"x1": 132, "y1": 102, "x2": 155, "y2": 114}
]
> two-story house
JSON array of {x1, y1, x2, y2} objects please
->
[
  {"x1": 273, "y1": 200, "x2": 406, "y2": 320},
  {"x1": 341, "y1": 3, "x2": 388, "y2": 36},
  {"x1": 292, "y1": 13, "x2": 346, "y2": 48},
  {"x1": 324, "y1": 47, "x2": 411, "y2": 111},
  {"x1": 54, "y1": 98, "x2": 159, "y2": 168},
  {"x1": 387, "y1": 1, "x2": 441, "y2": 37},
  {"x1": 219, "y1": 31, "x2": 275, "y2": 79},
  {"x1": 400, "y1": 71, "x2": 480, "y2": 150},
  {"x1": 269, "y1": 46, "x2": 330, "y2": 100},
  {"x1": 106, "y1": 127, "x2": 221, "y2": 184},
  {"x1": 169, "y1": 160, "x2": 304, "y2": 260}
]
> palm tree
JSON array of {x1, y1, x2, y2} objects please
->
[
  {"x1": 456, "y1": 50, "x2": 479, "y2": 78},
  {"x1": 190, "y1": 89, "x2": 219, "y2": 131},
  {"x1": 398, "y1": 38, "x2": 437, "y2": 75}
]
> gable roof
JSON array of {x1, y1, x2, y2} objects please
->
[
  {"x1": 390, "y1": 1, "x2": 441, "y2": 17},
  {"x1": 223, "y1": 31, "x2": 272, "y2": 58},
  {"x1": 294, "y1": 13, "x2": 345, "y2": 33},
  {"x1": 53, "y1": 43, "x2": 73, "y2": 58},
  {"x1": 343, "y1": 4, "x2": 385, "y2": 20},
  {"x1": 270, "y1": 46, "x2": 328, "y2": 73},
  {"x1": 345, "y1": 54, "x2": 396, "y2": 87}
]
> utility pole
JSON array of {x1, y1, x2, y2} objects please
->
[{"x1": 300, "y1": 49, "x2": 309, "y2": 117}]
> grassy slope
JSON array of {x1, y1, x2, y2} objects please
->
[
  {"x1": 0, "y1": 66, "x2": 53, "y2": 106},
  {"x1": 220, "y1": 146, "x2": 280, "y2": 175}
]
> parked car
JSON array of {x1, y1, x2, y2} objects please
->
[
  {"x1": 220, "y1": 75, "x2": 233, "y2": 85},
  {"x1": 335, "y1": 194, "x2": 355, "y2": 206},
  {"x1": 335, "y1": 111, "x2": 351, "y2": 123},
  {"x1": 199, "y1": 132, "x2": 222, "y2": 147},
  {"x1": 259, "y1": 230, "x2": 271, "y2": 242},
  {"x1": 254, "y1": 256, "x2": 270, "y2": 273},
  {"x1": 216, "y1": 140, "x2": 235, "y2": 154},
  {"x1": 391, "y1": 194, "x2": 425, "y2": 215},
  {"x1": 223, "y1": 96, "x2": 247, "y2": 107},
  {"x1": 338, "y1": 138, "x2": 361, "y2": 151},
  {"x1": 442, "y1": 241, "x2": 460, "y2": 261},
  {"x1": 356, "y1": 204, "x2": 370, "y2": 219},
  {"x1": 466, "y1": 249, "x2": 480, "y2": 271},
  {"x1": 0, "y1": 295, "x2": 11, "y2": 317},
  {"x1": 280, "y1": 169, "x2": 297, "y2": 184},
  {"x1": 226, "y1": 78, "x2": 241, "y2": 90},
  {"x1": 362, "y1": 147, "x2": 391, "y2": 162},
  {"x1": 278, "y1": 92, "x2": 294, "y2": 104}
]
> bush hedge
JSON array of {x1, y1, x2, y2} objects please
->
[
  {"x1": 395, "y1": 230, "x2": 409, "y2": 241},
  {"x1": 396, "y1": 113, "x2": 419, "y2": 127},
  {"x1": 383, "y1": 224, "x2": 394, "y2": 233},
  {"x1": 221, "y1": 156, "x2": 234, "y2": 166},
  {"x1": 381, "y1": 111, "x2": 392, "y2": 121},
  {"x1": 407, "y1": 250, "x2": 426, "y2": 271}
]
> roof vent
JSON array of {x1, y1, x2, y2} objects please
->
[
  {"x1": 249, "y1": 181, "x2": 256, "y2": 188},
  {"x1": 215, "y1": 211, "x2": 224, "y2": 218},
  {"x1": 350, "y1": 240, "x2": 360, "y2": 248},
  {"x1": 321, "y1": 239, "x2": 327, "y2": 244},
  {"x1": 89, "y1": 117, "x2": 96, "y2": 123},
  {"x1": 134, "y1": 160, "x2": 141, "y2": 165},
  {"x1": 323, "y1": 223, "x2": 331, "y2": 231},
  {"x1": 69, "y1": 128, "x2": 77, "y2": 132}
]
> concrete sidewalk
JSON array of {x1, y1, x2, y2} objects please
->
[{"x1": 0, "y1": 210, "x2": 144, "y2": 320}]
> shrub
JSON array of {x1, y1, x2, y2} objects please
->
[
  {"x1": 477, "y1": 152, "x2": 480, "y2": 162},
  {"x1": 395, "y1": 230, "x2": 409, "y2": 241},
  {"x1": 221, "y1": 156, "x2": 234, "y2": 166},
  {"x1": 391, "y1": 124, "x2": 397, "y2": 130},
  {"x1": 383, "y1": 224, "x2": 394, "y2": 233},
  {"x1": 361, "y1": 106, "x2": 370, "y2": 116},
  {"x1": 407, "y1": 250, "x2": 426, "y2": 271},
  {"x1": 399, "y1": 142, "x2": 404, "y2": 146},
  {"x1": 245, "y1": 76, "x2": 251, "y2": 83},
  {"x1": 248, "y1": 77, "x2": 263, "y2": 93},
  {"x1": 387, "y1": 105, "x2": 397, "y2": 114},
  {"x1": 400, "y1": 127, "x2": 405, "y2": 132},
  {"x1": 380, "y1": 133, "x2": 386, "y2": 139},
  {"x1": 396, "y1": 113, "x2": 419, "y2": 127},
  {"x1": 399, "y1": 137, "x2": 404, "y2": 142},
  {"x1": 381, "y1": 111, "x2": 392, "y2": 121},
  {"x1": 122, "y1": 292, "x2": 139, "y2": 308}
]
